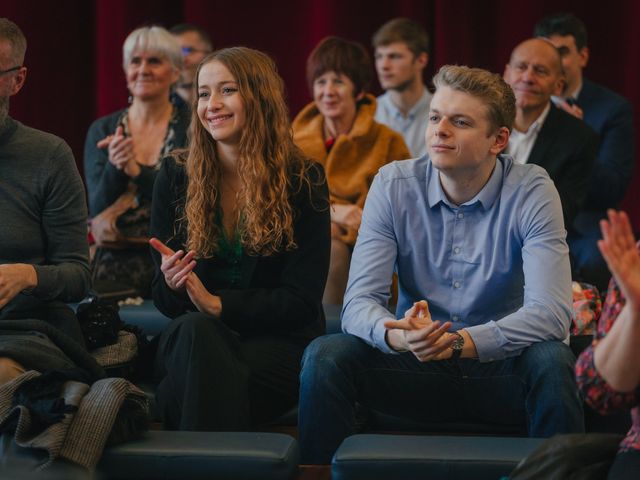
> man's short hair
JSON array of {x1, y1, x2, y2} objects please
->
[
  {"x1": 372, "y1": 18, "x2": 429, "y2": 57},
  {"x1": 306, "y1": 36, "x2": 372, "y2": 96},
  {"x1": 534, "y1": 13, "x2": 588, "y2": 51},
  {"x1": 433, "y1": 65, "x2": 516, "y2": 133},
  {"x1": 169, "y1": 23, "x2": 212, "y2": 51},
  {"x1": 0, "y1": 18, "x2": 27, "y2": 65}
]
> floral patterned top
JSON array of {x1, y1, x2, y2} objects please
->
[{"x1": 575, "y1": 277, "x2": 640, "y2": 452}]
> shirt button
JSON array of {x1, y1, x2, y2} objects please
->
[
  {"x1": 454, "y1": 281, "x2": 461, "y2": 289},
  {"x1": 454, "y1": 247, "x2": 461, "y2": 254},
  {"x1": 457, "y1": 213, "x2": 464, "y2": 219},
  {"x1": 452, "y1": 316, "x2": 460, "y2": 322}
]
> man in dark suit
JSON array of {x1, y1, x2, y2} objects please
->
[
  {"x1": 503, "y1": 38, "x2": 598, "y2": 232},
  {"x1": 535, "y1": 13, "x2": 635, "y2": 292}
]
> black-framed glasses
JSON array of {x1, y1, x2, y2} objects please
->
[{"x1": 0, "y1": 66, "x2": 22, "y2": 77}]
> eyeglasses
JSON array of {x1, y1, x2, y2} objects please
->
[
  {"x1": 0, "y1": 66, "x2": 22, "y2": 77},
  {"x1": 181, "y1": 46, "x2": 209, "y2": 56}
]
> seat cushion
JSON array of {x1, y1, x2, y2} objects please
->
[
  {"x1": 365, "y1": 409, "x2": 527, "y2": 435},
  {"x1": 98, "y1": 431, "x2": 299, "y2": 480},
  {"x1": 332, "y1": 434, "x2": 543, "y2": 480},
  {"x1": 119, "y1": 301, "x2": 171, "y2": 337}
]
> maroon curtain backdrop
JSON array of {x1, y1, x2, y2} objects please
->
[{"x1": 3, "y1": 0, "x2": 639, "y2": 224}]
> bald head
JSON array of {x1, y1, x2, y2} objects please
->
[
  {"x1": 504, "y1": 38, "x2": 564, "y2": 116},
  {"x1": 510, "y1": 38, "x2": 563, "y2": 75}
]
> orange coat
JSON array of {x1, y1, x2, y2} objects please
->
[{"x1": 293, "y1": 95, "x2": 410, "y2": 245}]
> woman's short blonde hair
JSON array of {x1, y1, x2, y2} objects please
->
[{"x1": 122, "y1": 25, "x2": 183, "y2": 72}]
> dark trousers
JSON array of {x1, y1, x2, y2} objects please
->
[
  {"x1": 299, "y1": 334, "x2": 585, "y2": 464},
  {"x1": 154, "y1": 312, "x2": 305, "y2": 431},
  {"x1": 609, "y1": 449, "x2": 640, "y2": 480}
]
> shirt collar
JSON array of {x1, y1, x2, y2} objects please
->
[
  {"x1": 427, "y1": 156, "x2": 505, "y2": 210},
  {"x1": 552, "y1": 79, "x2": 583, "y2": 105},
  {"x1": 568, "y1": 79, "x2": 583, "y2": 100},
  {"x1": 409, "y1": 88, "x2": 432, "y2": 117},
  {"x1": 385, "y1": 86, "x2": 431, "y2": 120},
  {"x1": 515, "y1": 102, "x2": 551, "y2": 136}
]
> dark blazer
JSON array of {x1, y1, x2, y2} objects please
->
[
  {"x1": 577, "y1": 78, "x2": 635, "y2": 216},
  {"x1": 83, "y1": 101, "x2": 191, "y2": 216},
  {"x1": 150, "y1": 157, "x2": 331, "y2": 343},
  {"x1": 527, "y1": 103, "x2": 599, "y2": 228}
]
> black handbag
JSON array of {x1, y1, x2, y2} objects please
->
[
  {"x1": 75, "y1": 297, "x2": 122, "y2": 350},
  {"x1": 509, "y1": 433, "x2": 623, "y2": 480}
]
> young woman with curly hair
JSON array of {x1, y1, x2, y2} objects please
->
[{"x1": 149, "y1": 47, "x2": 330, "y2": 430}]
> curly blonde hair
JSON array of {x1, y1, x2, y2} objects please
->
[{"x1": 181, "y1": 47, "x2": 310, "y2": 258}]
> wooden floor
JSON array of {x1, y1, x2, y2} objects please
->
[{"x1": 298, "y1": 465, "x2": 331, "y2": 480}]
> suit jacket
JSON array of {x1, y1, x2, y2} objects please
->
[
  {"x1": 150, "y1": 156, "x2": 331, "y2": 343},
  {"x1": 573, "y1": 79, "x2": 635, "y2": 232},
  {"x1": 527, "y1": 103, "x2": 599, "y2": 228}
]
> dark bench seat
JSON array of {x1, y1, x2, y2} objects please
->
[
  {"x1": 331, "y1": 434, "x2": 543, "y2": 480},
  {"x1": 97, "y1": 431, "x2": 299, "y2": 480}
]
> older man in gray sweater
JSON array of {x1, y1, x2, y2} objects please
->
[{"x1": 0, "y1": 18, "x2": 90, "y2": 384}]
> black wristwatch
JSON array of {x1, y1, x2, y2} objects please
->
[{"x1": 450, "y1": 332, "x2": 464, "y2": 360}]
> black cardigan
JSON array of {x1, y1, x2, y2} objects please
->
[
  {"x1": 83, "y1": 101, "x2": 191, "y2": 217},
  {"x1": 149, "y1": 157, "x2": 331, "y2": 342}
]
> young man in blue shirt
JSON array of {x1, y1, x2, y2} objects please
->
[{"x1": 299, "y1": 65, "x2": 584, "y2": 464}]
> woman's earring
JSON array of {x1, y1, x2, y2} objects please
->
[{"x1": 128, "y1": 95, "x2": 133, "y2": 105}]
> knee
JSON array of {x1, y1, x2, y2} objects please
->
[
  {"x1": 171, "y1": 312, "x2": 220, "y2": 336},
  {"x1": 301, "y1": 334, "x2": 363, "y2": 383},
  {"x1": 163, "y1": 312, "x2": 233, "y2": 353},
  {"x1": 519, "y1": 341, "x2": 576, "y2": 385}
]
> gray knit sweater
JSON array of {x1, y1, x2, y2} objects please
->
[{"x1": 0, "y1": 117, "x2": 90, "y2": 319}]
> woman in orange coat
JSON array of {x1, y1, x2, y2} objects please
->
[{"x1": 293, "y1": 37, "x2": 410, "y2": 304}]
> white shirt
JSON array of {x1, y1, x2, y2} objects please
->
[
  {"x1": 507, "y1": 104, "x2": 551, "y2": 164},
  {"x1": 375, "y1": 87, "x2": 433, "y2": 158}
]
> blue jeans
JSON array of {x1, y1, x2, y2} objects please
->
[{"x1": 299, "y1": 334, "x2": 584, "y2": 464}]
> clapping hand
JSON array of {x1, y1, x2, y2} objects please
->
[
  {"x1": 97, "y1": 126, "x2": 140, "y2": 177},
  {"x1": 149, "y1": 237, "x2": 196, "y2": 291},
  {"x1": 384, "y1": 300, "x2": 455, "y2": 362},
  {"x1": 331, "y1": 204, "x2": 363, "y2": 231},
  {"x1": 556, "y1": 99, "x2": 584, "y2": 120},
  {"x1": 149, "y1": 238, "x2": 221, "y2": 316},
  {"x1": 598, "y1": 210, "x2": 640, "y2": 311}
]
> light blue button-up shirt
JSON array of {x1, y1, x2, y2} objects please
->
[
  {"x1": 342, "y1": 155, "x2": 573, "y2": 362},
  {"x1": 375, "y1": 88, "x2": 432, "y2": 158}
]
